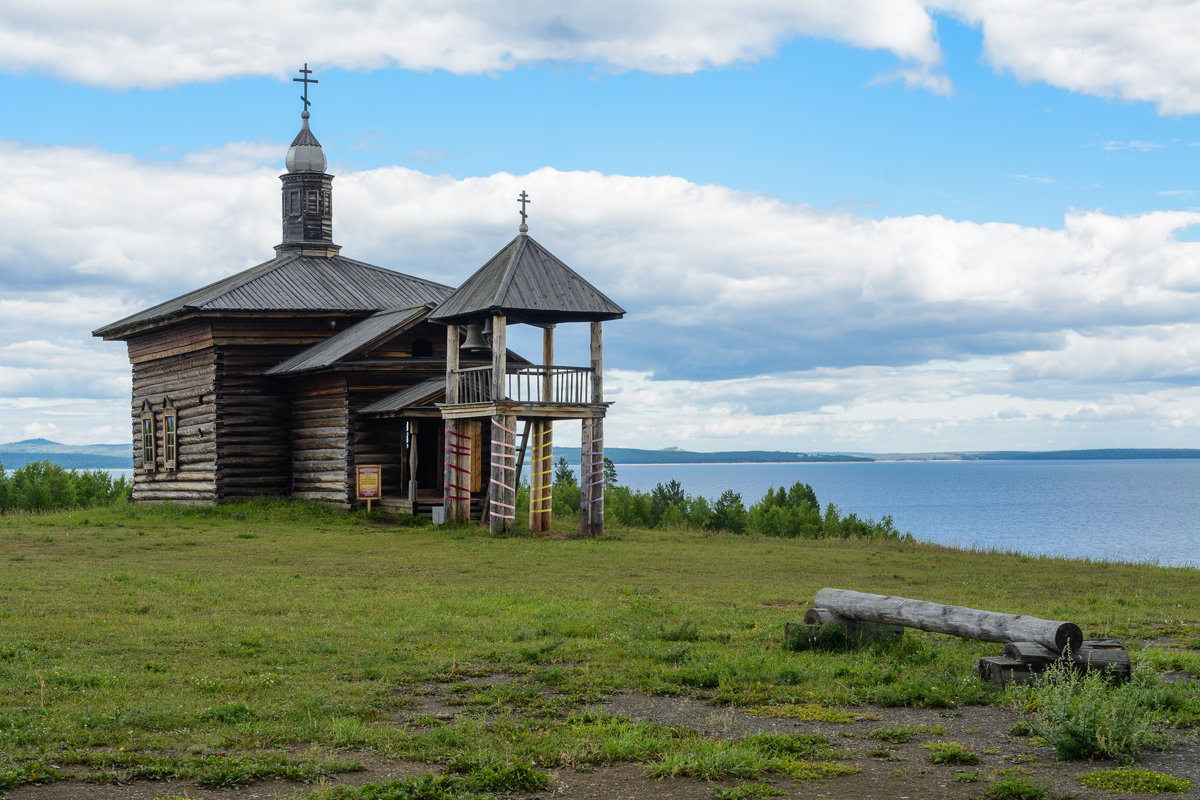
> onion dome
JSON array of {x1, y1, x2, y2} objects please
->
[{"x1": 286, "y1": 110, "x2": 326, "y2": 173}]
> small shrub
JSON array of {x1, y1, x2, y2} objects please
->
[
  {"x1": 921, "y1": 741, "x2": 980, "y2": 765},
  {"x1": 709, "y1": 780, "x2": 785, "y2": 799},
  {"x1": 0, "y1": 760, "x2": 63, "y2": 789},
  {"x1": 1029, "y1": 659, "x2": 1159, "y2": 764},
  {"x1": 1008, "y1": 719, "x2": 1034, "y2": 736},
  {"x1": 982, "y1": 777, "x2": 1048, "y2": 800},
  {"x1": 1077, "y1": 767, "x2": 1192, "y2": 793},
  {"x1": 952, "y1": 770, "x2": 983, "y2": 782},
  {"x1": 868, "y1": 725, "x2": 947, "y2": 744}
]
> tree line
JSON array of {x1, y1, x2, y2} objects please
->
[
  {"x1": 0, "y1": 460, "x2": 132, "y2": 513},
  {"x1": 534, "y1": 457, "x2": 909, "y2": 540}
]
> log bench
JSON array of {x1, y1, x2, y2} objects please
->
[{"x1": 792, "y1": 588, "x2": 1129, "y2": 686}]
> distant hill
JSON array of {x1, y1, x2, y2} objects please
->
[
  {"x1": 553, "y1": 447, "x2": 873, "y2": 464},
  {"x1": 0, "y1": 439, "x2": 131, "y2": 469},
  {"x1": 868, "y1": 448, "x2": 1200, "y2": 462}
]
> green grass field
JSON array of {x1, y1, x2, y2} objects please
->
[{"x1": 2, "y1": 501, "x2": 1198, "y2": 797}]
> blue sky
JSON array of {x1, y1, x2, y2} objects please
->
[{"x1": 2, "y1": 2, "x2": 1200, "y2": 452}]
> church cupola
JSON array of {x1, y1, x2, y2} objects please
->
[{"x1": 278, "y1": 64, "x2": 340, "y2": 257}]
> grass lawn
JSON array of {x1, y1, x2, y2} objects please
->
[{"x1": 1, "y1": 500, "x2": 1198, "y2": 797}]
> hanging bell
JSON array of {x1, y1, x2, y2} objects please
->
[{"x1": 461, "y1": 323, "x2": 490, "y2": 351}]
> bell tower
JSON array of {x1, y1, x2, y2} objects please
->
[{"x1": 277, "y1": 63, "x2": 340, "y2": 257}]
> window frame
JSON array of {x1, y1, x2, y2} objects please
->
[
  {"x1": 140, "y1": 403, "x2": 156, "y2": 472},
  {"x1": 163, "y1": 402, "x2": 177, "y2": 472}
]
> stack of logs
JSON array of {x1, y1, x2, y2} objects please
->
[{"x1": 794, "y1": 588, "x2": 1130, "y2": 687}]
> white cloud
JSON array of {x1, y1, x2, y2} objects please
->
[
  {"x1": 936, "y1": 0, "x2": 1200, "y2": 114},
  {"x1": 3, "y1": 140, "x2": 1200, "y2": 448},
  {"x1": 3, "y1": 2, "x2": 1200, "y2": 115},
  {"x1": 0, "y1": 1, "x2": 942, "y2": 86}
]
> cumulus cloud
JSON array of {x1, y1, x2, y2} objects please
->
[
  {"x1": 4, "y1": 2, "x2": 1200, "y2": 114},
  {"x1": 936, "y1": 0, "x2": 1200, "y2": 114},
  {"x1": 3, "y1": 141, "x2": 1200, "y2": 448},
  {"x1": 0, "y1": 1, "x2": 941, "y2": 86}
]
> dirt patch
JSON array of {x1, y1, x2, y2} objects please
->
[{"x1": 6, "y1": 689, "x2": 1199, "y2": 800}]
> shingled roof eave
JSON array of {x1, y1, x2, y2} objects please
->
[
  {"x1": 427, "y1": 233, "x2": 625, "y2": 326},
  {"x1": 93, "y1": 252, "x2": 456, "y2": 341}
]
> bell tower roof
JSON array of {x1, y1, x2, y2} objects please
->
[
  {"x1": 278, "y1": 63, "x2": 338, "y2": 256},
  {"x1": 286, "y1": 112, "x2": 327, "y2": 173}
]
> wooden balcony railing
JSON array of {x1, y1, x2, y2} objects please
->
[{"x1": 452, "y1": 365, "x2": 594, "y2": 405}]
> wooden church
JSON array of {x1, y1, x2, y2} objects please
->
[{"x1": 94, "y1": 67, "x2": 623, "y2": 534}]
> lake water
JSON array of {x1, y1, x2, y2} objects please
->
[
  {"x1": 84, "y1": 461, "x2": 1200, "y2": 567},
  {"x1": 601, "y1": 460, "x2": 1200, "y2": 568}
]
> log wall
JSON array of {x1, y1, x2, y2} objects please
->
[
  {"x1": 291, "y1": 376, "x2": 351, "y2": 506},
  {"x1": 128, "y1": 340, "x2": 218, "y2": 504}
]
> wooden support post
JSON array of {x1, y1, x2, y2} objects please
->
[
  {"x1": 445, "y1": 325, "x2": 460, "y2": 404},
  {"x1": 489, "y1": 413, "x2": 517, "y2": 535},
  {"x1": 542, "y1": 325, "x2": 555, "y2": 401},
  {"x1": 444, "y1": 420, "x2": 469, "y2": 522},
  {"x1": 442, "y1": 324, "x2": 460, "y2": 521},
  {"x1": 407, "y1": 421, "x2": 417, "y2": 504},
  {"x1": 529, "y1": 419, "x2": 552, "y2": 532},
  {"x1": 491, "y1": 314, "x2": 507, "y2": 402},
  {"x1": 590, "y1": 321, "x2": 603, "y2": 403},
  {"x1": 813, "y1": 588, "x2": 1084, "y2": 653},
  {"x1": 577, "y1": 322, "x2": 605, "y2": 537},
  {"x1": 579, "y1": 417, "x2": 604, "y2": 537}
]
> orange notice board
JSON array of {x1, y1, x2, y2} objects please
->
[{"x1": 356, "y1": 465, "x2": 382, "y2": 505}]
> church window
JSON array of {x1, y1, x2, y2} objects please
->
[
  {"x1": 140, "y1": 404, "x2": 156, "y2": 472},
  {"x1": 163, "y1": 404, "x2": 177, "y2": 471}
]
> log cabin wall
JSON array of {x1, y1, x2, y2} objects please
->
[
  {"x1": 209, "y1": 316, "x2": 366, "y2": 503},
  {"x1": 127, "y1": 321, "x2": 218, "y2": 503},
  {"x1": 290, "y1": 375, "x2": 351, "y2": 505}
]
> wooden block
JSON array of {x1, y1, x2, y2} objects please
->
[
  {"x1": 977, "y1": 656, "x2": 1038, "y2": 686},
  {"x1": 1074, "y1": 640, "x2": 1131, "y2": 683},
  {"x1": 1003, "y1": 641, "x2": 1062, "y2": 666}
]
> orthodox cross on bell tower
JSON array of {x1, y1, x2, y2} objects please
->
[
  {"x1": 518, "y1": 190, "x2": 531, "y2": 233},
  {"x1": 294, "y1": 63, "x2": 318, "y2": 114}
]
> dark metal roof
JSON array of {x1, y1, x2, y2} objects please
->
[
  {"x1": 265, "y1": 305, "x2": 431, "y2": 376},
  {"x1": 94, "y1": 252, "x2": 453, "y2": 339},
  {"x1": 428, "y1": 234, "x2": 625, "y2": 326},
  {"x1": 359, "y1": 379, "x2": 445, "y2": 415}
]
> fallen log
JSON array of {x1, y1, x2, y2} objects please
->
[{"x1": 813, "y1": 588, "x2": 1083, "y2": 653}]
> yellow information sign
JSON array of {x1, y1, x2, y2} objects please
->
[{"x1": 356, "y1": 465, "x2": 382, "y2": 510}]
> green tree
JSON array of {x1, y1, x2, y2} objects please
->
[
  {"x1": 553, "y1": 456, "x2": 576, "y2": 488},
  {"x1": 603, "y1": 456, "x2": 618, "y2": 487}
]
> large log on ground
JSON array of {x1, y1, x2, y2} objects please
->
[{"x1": 813, "y1": 588, "x2": 1083, "y2": 653}]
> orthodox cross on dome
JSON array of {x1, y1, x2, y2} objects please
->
[
  {"x1": 518, "y1": 190, "x2": 531, "y2": 233},
  {"x1": 294, "y1": 63, "x2": 318, "y2": 114}
]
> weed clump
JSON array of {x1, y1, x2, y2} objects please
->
[
  {"x1": 920, "y1": 741, "x2": 980, "y2": 765},
  {"x1": 982, "y1": 777, "x2": 1049, "y2": 800},
  {"x1": 1012, "y1": 660, "x2": 1175, "y2": 764},
  {"x1": 1077, "y1": 767, "x2": 1192, "y2": 793}
]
